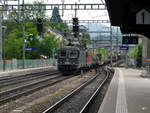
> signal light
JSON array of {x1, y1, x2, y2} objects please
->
[
  {"x1": 73, "y1": 26, "x2": 79, "y2": 32},
  {"x1": 72, "y1": 17, "x2": 79, "y2": 33},
  {"x1": 36, "y1": 18, "x2": 43, "y2": 35},
  {"x1": 74, "y1": 33, "x2": 78, "y2": 38},
  {"x1": 73, "y1": 17, "x2": 79, "y2": 25}
]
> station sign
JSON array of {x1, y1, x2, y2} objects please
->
[
  {"x1": 25, "y1": 47, "x2": 37, "y2": 51},
  {"x1": 120, "y1": 46, "x2": 129, "y2": 50}
]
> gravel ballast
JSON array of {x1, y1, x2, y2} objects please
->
[
  {"x1": 0, "y1": 70, "x2": 95, "y2": 113},
  {"x1": 85, "y1": 68, "x2": 115, "y2": 113},
  {"x1": 51, "y1": 70, "x2": 106, "y2": 113}
]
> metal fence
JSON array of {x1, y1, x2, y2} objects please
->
[{"x1": 0, "y1": 59, "x2": 57, "y2": 71}]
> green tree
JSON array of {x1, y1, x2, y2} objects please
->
[
  {"x1": 3, "y1": 20, "x2": 38, "y2": 59},
  {"x1": 129, "y1": 44, "x2": 142, "y2": 59},
  {"x1": 5, "y1": 35, "x2": 22, "y2": 59},
  {"x1": 50, "y1": 7, "x2": 62, "y2": 23},
  {"x1": 49, "y1": 22, "x2": 69, "y2": 32},
  {"x1": 129, "y1": 44, "x2": 143, "y2": 67},
  {"x1": 3, "y1": 19, "x2": 62, "y2": 59},
  {"x1": 81, "y1": 32, "x2": 90, "y2": 47},
  {"x1": 3, "y1": 1, "x2": 68, "y2": 59},
  {"x1": 39, "y1": 34, "x2": 61, "y2": 57},
  {"x1": 49, "y1": 7, "x2": 70, "y2": 32},
  {"x1": 96, "y1": 48, "x2": 109, "y2": 60},
  {"x1": 8, "y1": 1, "x2": 46, "y2": 22}
]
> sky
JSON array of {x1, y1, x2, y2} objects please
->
[
  {"x1": 4, "y1": 0, "x2": 109, "y2": 24},
  {"x1": 0, "y1": 0, "x2": 111, "y2": 31}
]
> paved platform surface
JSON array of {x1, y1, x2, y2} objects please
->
[
  {"x1": 0, "y1": 66, "x2": 57, "y2": 78},
  {"x1": 98, "y1": 68, "x2": 150, "y2": 113}
]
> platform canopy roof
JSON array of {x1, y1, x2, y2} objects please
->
[{"x1": 105, "y1": 0, "x2": 150, "y2": 38}]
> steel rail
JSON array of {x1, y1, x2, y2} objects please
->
[
  {"x1": 79, "y1": 68, "x2": 110, "y2": 113},
  {"x1": 0, "y1": 74, "x2": 61, "y2": 97},
  {"x1": 0, "y1": 71, "x2": 60, "y2": 88},
  {"x1": 0, "y1": 75, "x2": 73, "y2": 105},
  {"x1": 0, "y1": 70, "x2": 58, "y2": 82},
  {"x1": 42, "y1": 72, "x2": 98, "y2": 113}
]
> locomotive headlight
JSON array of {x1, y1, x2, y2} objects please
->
[
  {"x1": 72, "y1": 62, "x2": 76, "y2": 65},
  {"x1": 65, "y1": 62, "x2": 70, "y2": 64},
  {"x1": 59, "y1": 61, "x2": 63, "y2": 64}
]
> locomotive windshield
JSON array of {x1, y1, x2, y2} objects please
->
[
  {"x1": 69, "y1": 51, "x2": 78, "y2": 58},
  {"x1": 59, "y1": 47, "x2": 79, "y2": 58},
  {"x1": 60, "y1": 50, "x2": 66, "y2": 58}
]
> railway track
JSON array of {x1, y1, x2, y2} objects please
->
[
  {"x1": 79, "y1": 68, "x2": 110, "y2": 113},
  {"x1": 0, "y1": 70, "x2": 59, "y2": 88},
  {"x1": 0, "y1": 73, "x2": 73, "y2": 105},
  {"x1": 42, "y1": 67, "x2": 110, "y2": 113}
]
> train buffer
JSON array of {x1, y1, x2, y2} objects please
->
[{"x1": 98, "y1": 68, "x2": 150, "y2": 113}]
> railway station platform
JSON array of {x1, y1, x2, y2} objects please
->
[
  {"x1": 0, "y1": 66, "x2": 57, "y2": 78},
  {"x1": 98, "y1": 68, "x2": 150, "y2": 113}
]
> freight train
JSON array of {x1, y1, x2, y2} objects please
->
[{"x1": 57, "y1": 45, "x2": 101, "y2": 74}]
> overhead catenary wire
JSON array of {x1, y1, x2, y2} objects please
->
[{"x1": 100, "y1": 0, "x2": 105, "y2": 5}]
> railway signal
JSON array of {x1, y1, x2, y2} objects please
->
[
  {"x1": 73, "y1": 17, "x2": 78, "y2": 25},
  {"x1": 72, "y1": 17, "x2": 79, "y2": 37},
  {"x1": 36, "y1": 18, "x2": 43, "y2": 36},
  {"x1": 73, "y1": 17, "x2": 79, "y2": 32}
]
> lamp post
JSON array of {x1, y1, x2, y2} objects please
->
[
  {"x1": 116, "y1": 27, "x2": 119, "y2": 65},
  {"x1": 22, "y1": 0, "x2": 26, "y2": 69},
  {"x1": 0, "y1": 0, "x2": 3, "y2": 60},
  {"x1": 2, "y1": 26, "x2": 6, "y2": 71},
  {"x1": 110, "y1": 26, "x2": 113, "y2": 67},
  {"x1": 0, "y1": 13, "x2": 2, "y2": 61}
]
